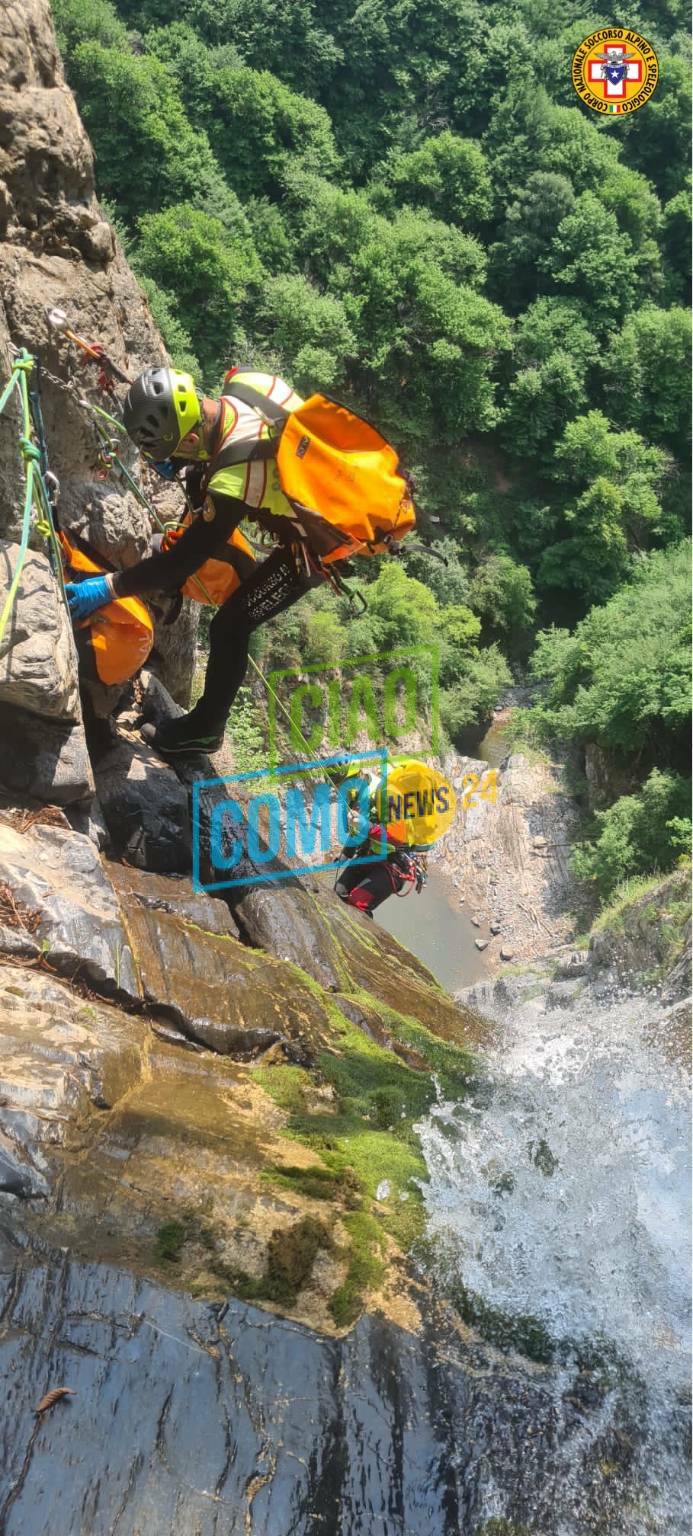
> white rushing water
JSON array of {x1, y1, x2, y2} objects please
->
[{"x1": 416, "y1": 985, "x2": 691, "y2": 1532}]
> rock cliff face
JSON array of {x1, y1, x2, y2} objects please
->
[
  {"x1": 0, "y1": 9, "x2": 498, "y2": 1530},
  {"x1": 0, "y1": 0, "x2": 196, "y2": 807}
]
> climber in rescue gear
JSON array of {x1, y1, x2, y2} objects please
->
[
  {"x1": 335, "y1": 830, "x2": 427, "y2": 918},
  {"x1": 65, "y1": 366, "x2": 416, "y2": 755}
]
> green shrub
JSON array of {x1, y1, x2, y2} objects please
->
[{"x1": 572, "y1": 769, "x2": 692, "y2": 898}]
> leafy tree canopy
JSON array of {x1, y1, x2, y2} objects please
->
[
  {"x1": 528, "y1": 541, "x2": 691, "y2": 755},
  {"x1": 372, "y1": 132, "x2": 493, "y2": 229},
  {"x1": 53, "y1": 0, "x2": 691, "y2": 760}
]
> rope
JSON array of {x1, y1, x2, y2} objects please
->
[
  {"x1": 0, "y1": 350, "x2": 74, "y2": 649},
  {"x1": 0, "y1": 352, "x2": 32, "y2": 416},
  {"x1": 0, "y1": 353, "x2": 42, "y2": 648},
  {"x1": 6, "y1": 341, "x2": 365, "y2": 792},
  {"x1": 80, "y1": 396, "x2": 128, "y2": 435},
  {"x1": 29, "y1": 362, "x2": 67, "y2": 601}
]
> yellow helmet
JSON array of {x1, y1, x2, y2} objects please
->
[
  {"x1": 374, "y1": 757, "x2": 457, "y2": 847},
  {"x1": 123, "y1": 367, "x2": 202, "y2": 459}
]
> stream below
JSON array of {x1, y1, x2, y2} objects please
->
[
  {"x1": 376, "y1": 716, "x2": 509, "y2": 990},
  {"x1": 377, "y1": 863, "x2": 488, "y2": 992}
]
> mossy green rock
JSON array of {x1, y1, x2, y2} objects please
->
[{"x1": 0, "y1": 842, "x2": 483, "y2": 1332}]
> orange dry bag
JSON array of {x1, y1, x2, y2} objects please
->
[
  {"x1": 59, "y1": 531, "x2": 153, "y2": 686},
  {"x1": 160, "y1": 512, "x2": 256, "y2": 605},
  {"x1": 218, "y1": 380, "x2": 416, "y2": 564}
]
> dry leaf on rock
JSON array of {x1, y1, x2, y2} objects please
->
[{"x1": 34, "y1": 1387, "x2": 76, "y2": 1415}]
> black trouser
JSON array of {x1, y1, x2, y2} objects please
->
[
  {"x1": 192, "y1": 546, "x2": 322, "y2": 734},
  {"x1": 335, "y1": 851, "x2": 408, "y2": 914}
]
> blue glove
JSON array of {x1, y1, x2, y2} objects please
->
[
  {"x1": 65, "y1": 576, "x2": 112, "y2": 621},
  {"x1": 151, "y1": 459, "x2": 179, "y2": 481}
]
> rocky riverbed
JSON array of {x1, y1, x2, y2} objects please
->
[{"x1": 431, "y1": 741, "x2": 589, "y2": 968}]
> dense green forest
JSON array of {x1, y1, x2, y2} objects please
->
[{"x1": 53, "y1": 0, "x2": 691, "y2": 898}]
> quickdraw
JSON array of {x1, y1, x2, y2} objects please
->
[
  {"x1": 46, "y1": 308, "x2": 132, "y2": 388},
  {"x1": 315, "y1": 552, "x2": 368, "y2": 614}
]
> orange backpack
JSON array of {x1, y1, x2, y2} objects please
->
[
  {"x1": 216, "y1": 380, "x2": 416, "y2": 565},
  {"x1": 160, "y1": 512, "x2": 256, "y2": 605},
  {"x1": 59, "y1": 531, "x2": 154, "y2": 686}
]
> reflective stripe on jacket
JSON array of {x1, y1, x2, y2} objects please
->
[{"x1": 207, "y1": 371, "x2": 303, "y2": 520}]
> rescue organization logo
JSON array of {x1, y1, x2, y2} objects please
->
[{"x1": 572, "y1": 28, "x2": 658, "y2": 116}]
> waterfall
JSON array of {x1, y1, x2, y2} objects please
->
[{"x1": 416, "y1": 987, "x2": 691, "y2": 1534}]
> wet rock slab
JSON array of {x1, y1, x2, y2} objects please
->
[
  {"x1": 0, "y1": 820, "x2": 138, "y2": 1001},
  {"x1": 0, "y1": 962, "x2": 338, "y2": 1322},
  {"x1": 119, "y1": 894, "x2": 327, "y2": 1056},
  {"x1": 108, "y1": 861, "x2": 240, "y2": 940},
  {"x1": 325, "y1": 894, "x2": 485, "y2": 1044},
  {"x1": 0, "y1": 963, "x2": 146, "y2": 1195},
  {"x1": 1, "y1": 1228, "x2": 656, "y2": 1536},
  {"x1": 0, "y1": 1237, "x2": 559, "y2": 1536},
  {"x1": 230, "y1": 880, "x2": 345, "y2": 991},
  {"x1": 189, "y1": 774, "x2": 344, "y2": 991}
]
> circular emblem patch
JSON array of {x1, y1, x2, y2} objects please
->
[{"x1": 572, "y1": 28, "x2": 659, "y2": 116}]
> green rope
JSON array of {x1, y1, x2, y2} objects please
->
[
  {"x1": 80, "y1": 397, "x2": 127, "y2": 434},
  {"x1": 33, "y1": 473, "x2": 67, "y2": 603},
  {"x1": 244, "y1": 651, "x2": 340, "y2": 781},
  {"x1": 0, "y1": 371, "x2": 19, "y2": 420},
  {"x1": 0, "y1": 351, "x2": 73, "y2": 646},
  {"x1": 27, "y1": 364, "x2": 68, "y2": 602},
  {"x1": 0, "y1": 352, "x2": 32, "y2": 418},
  {"x1": 88, "y1": 411, "x2": 171, "y2": 535},
  {"x1": 115, "y1": 454, "x2": 169, "y2": 531},
  {"x1": 0, "y1": 354, "x2": 39, "y2": 649}
]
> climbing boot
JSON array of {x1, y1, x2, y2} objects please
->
[{"x1": 141, "y1": 714, "x2": 224, "y2": 757}]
